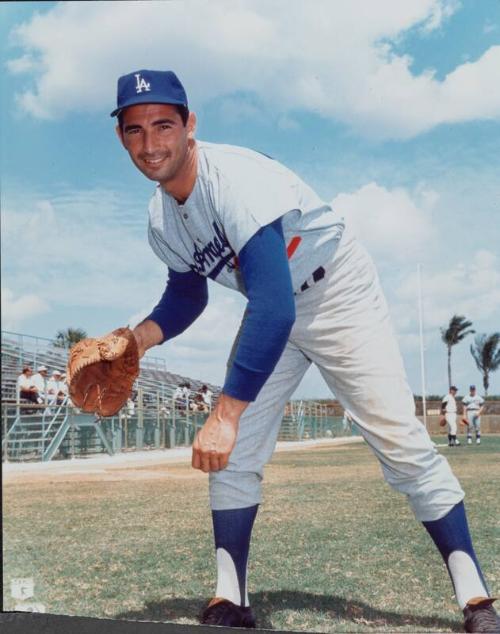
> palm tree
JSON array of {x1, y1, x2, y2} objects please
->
[
  {"x1": 470, "y1": 333, "x2": 500, "y2": 396},
  {"x1": 53, "y1": 327, "x2": 88, "y2": 349},
  {"x1": 440, "y1": 315, "x2": 475, "y2": 388}
]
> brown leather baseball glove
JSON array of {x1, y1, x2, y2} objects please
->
[
  {"x1": 67, "y1": 327, "x2": 139, "y2": 417},
  {"x1": 439, "y1": 414, "x2": 447, "y2": 427}
]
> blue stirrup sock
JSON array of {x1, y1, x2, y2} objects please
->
[
  {"x1": 423, "y1": 501, "x2": 490, "y2": 608},
  {"x1": 211, "y1": 505, "x2": 259, "y2": 607}
]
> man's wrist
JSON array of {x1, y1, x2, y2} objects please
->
[
  {"x1": 133, "y1": 320, "x2": 164, "y2": 358},
  {"x1": 217, "y1": 393, "x2": 249, "y2": 424}
]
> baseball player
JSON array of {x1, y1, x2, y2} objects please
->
[
  {"x1": 341, "y1": 409, "x2": 354, "y2": 434},
  {"x1": 441, "y1": 386, "x2": 461, "y2": 447},
  {"x1": 108, "y1": 70, "x2": 498, "y2": 632},
  {"x1": 462, "y1": 385, "x2": 485, "y2": 445}
]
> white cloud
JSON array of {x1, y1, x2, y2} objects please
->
[
  {"x1": 6, "y1": 0, "x2": 500, "y2": 138},
  {"x1": 1, "y1": 188, "x2": 163, "y2": 310},
  {"x1": 171, "y1": 292, "x2": 244, "y2": 353},
  {"x1": 1, "y1": 186, "x2": 247, "y2": 387},
  {"x1": 419, "y1": 0, "x2": 460, "y2": 33},
  {"x1": 216, "y1": 95, "x2": 262, "y2": 124},
  {"x1": 129, "y1": 287, "x2": 244, "y2": 359},
  {"x1": 1, "y1": 287, "x2": 49, "y2": 331},
  {"x1": 277, "y1": 115, "x2": 300, "y2": 131},
  {"x1": 483, "y1": 20, "x2": 497, "y2": 35},
  {"x1": 5, "y1": 53, "x2": 38, "y2": 74},
  {"x1": 392, "y1": 249, "x2": 500, "y2": 334},
  {"x1": 332, "y1": 182, "x2": 435, "y2": 261},
  {"x1": 376, "y1": 249, "x2": 500, "y2": 396},
  {"x1": 145, "y1": 285, "x2": 246, "y2": 386}
]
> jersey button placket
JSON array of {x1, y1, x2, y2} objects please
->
[{"x1": 179, "y1": 209, "x2": 201, "y2": 243}]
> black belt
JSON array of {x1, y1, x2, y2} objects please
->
[{"x1": 296, "y1": 266, "x2": 325, "y2": 294}]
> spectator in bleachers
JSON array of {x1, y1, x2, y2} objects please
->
[
  {"x1": 199, "y1": 384, "x2": 213, "y2": 411},
  {"x1": 47, "y1": 370, "x2": 67, "y2": 405},
  {"x1": 120, "y1": 397, "x2": 136, "y2": 422},
  {"x1": 190, "y1": 392, "x2": 209, "y2": 413},
  {"x1": 174, "y1": 382, "x2": 191, "y2": 411},
  {"x1": 173, "y1": 383, "x2": 184, "y2": 410},
  {"x1": 31, "y1": 365, "x2": 49, "y2": 403},
  {"x1": 127, "y1": 397, "x2": 135, "y2": 417},
  {"x1": 16, "y1": 366, "x2": 39, "y2": 404},
  {"x1": 60, "y1": 373, "x2": 72, "y2": 406},
  {"x1": 160, "y1": 403, "x2": 171, "y2": 417}
]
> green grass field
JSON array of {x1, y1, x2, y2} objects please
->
[{"x1": 3, "y1": 435, "x2": 499, "y2": 632}]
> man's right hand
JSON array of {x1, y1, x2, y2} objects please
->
[
  {"x1": 192, "y1": 411, "x2": 238, "y2": 472},
  {"x1": 192, "y1": 393, "x2": 249, "y2": 473}
]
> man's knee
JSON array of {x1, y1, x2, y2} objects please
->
[
  {"x1": 209, "y1": 469, "x2": 263, "y2": 511},
  {"x1": 380, "y1": 455, "x2": 464, "y2": 522}
]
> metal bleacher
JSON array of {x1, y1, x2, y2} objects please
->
[
  {"x1": 1, "y1": 330, "x2": 220, "y2": 462},
  {"x1": 2, "y1": 330, "x2": 347, "y2": 462},
  {"x1": 1, "y1": 330, "x2": 220, "y2": 399}
]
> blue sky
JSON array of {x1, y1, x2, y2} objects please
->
[{"x1": 1, "y1": 0, "x2": 500, "y2": 398}]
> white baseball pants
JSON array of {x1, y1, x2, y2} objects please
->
[
  {"x1": 446, "y1": 413, "x2": 458, "y2": 436},
  {"x1": 210, "y1": 228, "x2": 464, "y2": 522}
]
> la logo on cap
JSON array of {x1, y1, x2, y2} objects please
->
[{"x1": 135, "y1": 73, "x2": 151, "y2": 94}]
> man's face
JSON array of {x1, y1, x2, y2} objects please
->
[{"x1": 117, "y1": 104, "x2": 195, "y2": 186}]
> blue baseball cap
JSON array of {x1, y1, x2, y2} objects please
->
[{"x1": 110, "y1": 69, "x2": 188, "y2": 117}]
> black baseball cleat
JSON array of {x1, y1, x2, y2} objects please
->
[
  {"x1": 200, "y1": 598, "x2": 256, "y2": 628},
  {"x1": 463, "y1": 597, "x2": 500, "y2": 633}
]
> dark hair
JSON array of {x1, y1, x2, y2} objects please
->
[{"x1": 118, "y1": 104, "x2": 189, "y2": 130}]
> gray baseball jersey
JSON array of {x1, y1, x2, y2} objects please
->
[
  {"x1": 462, "y1": 394, "x2": 484, "y2": 411},
  {"x1": 148, "y1": 142, "x2": 345, "y2": 293}
]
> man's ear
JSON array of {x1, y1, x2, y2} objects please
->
[
  {"x1": 115, "y1": 124, "x2": 126, "y2": 147},
  {"x1": 187, "y1": 111, "x2": 197, "y2": 139}
]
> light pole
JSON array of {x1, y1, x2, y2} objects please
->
[{"x1": 417, "y1": 264, "x2": 427, "y2": 429}]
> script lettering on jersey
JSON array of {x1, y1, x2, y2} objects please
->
[{"x1": 190, "y1": 222, "x2": 236, "y2": 279}]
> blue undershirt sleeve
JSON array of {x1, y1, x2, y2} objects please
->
[
  {"x1": 223, "y1": 217, "x2": 296, "y2": 401},
  {"x1": 146, "y1": 268, "x2": 208, "y2": 342}
]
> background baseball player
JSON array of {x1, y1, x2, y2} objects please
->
[
  {"x1": 462, "y1": 385, "x2": 485, "y2": 445},
  {"x1": 96, "y1": 69, "x2": 498, "y2": 632},
  {"x1": 441, "y1": 386, "x2": 461, "y2": 447}
]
